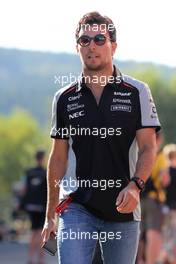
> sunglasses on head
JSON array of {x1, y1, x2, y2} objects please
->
[{"x1": 77, "y1": 34, "x2": 111, "y2": 47}]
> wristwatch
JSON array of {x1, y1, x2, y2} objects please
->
[{"x1": 130, "y1": 176, "x2": 145, "y2": 191}]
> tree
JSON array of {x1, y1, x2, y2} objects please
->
[
  {"x1": 129, "y1": 68, "x2": 176, "y2": 143},
  {"x1": 0, "y1": 109, "x2": 50, "y2": 198}
]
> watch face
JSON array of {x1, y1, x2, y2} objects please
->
[
  {"x1": 137, "y1": 178, "x2": 145, "y2": 189},
  {"x1": 132, "y1": 177, "x2": 145, "y2": 190}
]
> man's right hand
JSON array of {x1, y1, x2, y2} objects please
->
[{"x1": 41, "y1": 218, "x2": 57, "y2": 245}]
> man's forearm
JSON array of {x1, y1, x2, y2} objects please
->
[
  {"x1": 45, "y1": 155, "x2": 68, "y2": 221},
  {"x1": 134, "y1": 145, "x2": 156, "y2": 182}
]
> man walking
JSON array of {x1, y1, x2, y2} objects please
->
[{"x1": 42, "y1": 12, "x2": 161, "y2": 264}]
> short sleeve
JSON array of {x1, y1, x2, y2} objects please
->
[
  {"x1": 50, "y1": 93, "x2": 69, "y2": 140},
  {"x1": 136, "y1": 84, "x2": 161, "y2": 132}
]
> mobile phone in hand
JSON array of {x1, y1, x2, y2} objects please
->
[{"x1": 41, "y1": 232, "x2": 57, "y2": 256}]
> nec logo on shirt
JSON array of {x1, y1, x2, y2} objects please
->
[{"x1": 69, "y1": 110, "x2": 85, "y2": 119}]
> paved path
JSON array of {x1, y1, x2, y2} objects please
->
[{"x1": 0, "y1": 241, "x2": 58, "y2": 264}]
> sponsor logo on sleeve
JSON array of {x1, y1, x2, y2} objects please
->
[{"x1": 150, "y1": 105, "x2": 158, "y2": 118}]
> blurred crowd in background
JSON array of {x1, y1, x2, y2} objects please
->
[
  {"x1": 136, "y1": 132, "x2": 176, "y2": 264},
  {"x1": 1, "y1": 131, "x2": 176, "y2": 264}
]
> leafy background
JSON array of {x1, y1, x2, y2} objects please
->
[{"x1": 0, "y1": 47, "x2": 176, "y2": 216}]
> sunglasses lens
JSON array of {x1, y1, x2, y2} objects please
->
[
  {"x1": 77, "y1": 34, "x2": 106, "y2": 47},
  {"x1": 94, "y1": 34, "x2": 106, "y2": 46},
  {"x1": 78, "y1": 36, "x2": 90, "y2": 46}
]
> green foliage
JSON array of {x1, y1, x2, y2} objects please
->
[
  {"x1": 0, "y1": 48, "x2": 176, "y2": 200},
  {"x1": 129, "y1": 67, "x2": 176, "y2": 143},
  {"x1": 2, "y1": 48, "x2": 176, "y2": 221},
  {"x1": 156, "y1": 89, "x2": 176, "y2": 143},
  {"x1": 0, "y1": 109, "x2": 50, "y2": 198}
]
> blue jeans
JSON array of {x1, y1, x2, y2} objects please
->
[{"x1": 57, "y1": 202, "x2": 140, "y2": 264}]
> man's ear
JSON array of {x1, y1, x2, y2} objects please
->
[
  {"x1": 76, "y1": 44, "x2": 79, "y2": 53},
  {"x1": 111, "y1": 42, "x2": 117, "y2": 56}
]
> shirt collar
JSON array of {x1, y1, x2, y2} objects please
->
[{"x1": 76, "y1": 65, "x2": 122, "y2": 92}]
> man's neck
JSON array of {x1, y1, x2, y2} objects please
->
[{"x1": 83, "y1": 64, "x2": 114, "y2": 90}]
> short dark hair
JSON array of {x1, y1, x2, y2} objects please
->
[
  {"x1": 35, "y1": 150, "x2": 45, "y2": 161},
  {"x1": 76, "y1": 11, "x2": 116, "y2": 42}
]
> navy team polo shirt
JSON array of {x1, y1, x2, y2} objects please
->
[{"x1": 50, "y1": 66, "x2": 161, "y2": 222}]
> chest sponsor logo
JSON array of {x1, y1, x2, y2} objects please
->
[
  {"x1": 69, "y1": 110, "x2": 85, "y2": 119},
  {"x1": 67, "y1": 103, "x2": 85, "y2": 112},
  {"x1": 68, "y1": 93, "x2": 82, "y2": 101},
  {"x1": 114, "y1": 92, "x2": 131, "y2": 96},
  {"x1": 112, "y1": 98, "x2": 131, "y2": 104},
  {"x1": 110, "y1": 104, "x2": 132, "y2": 112}
]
